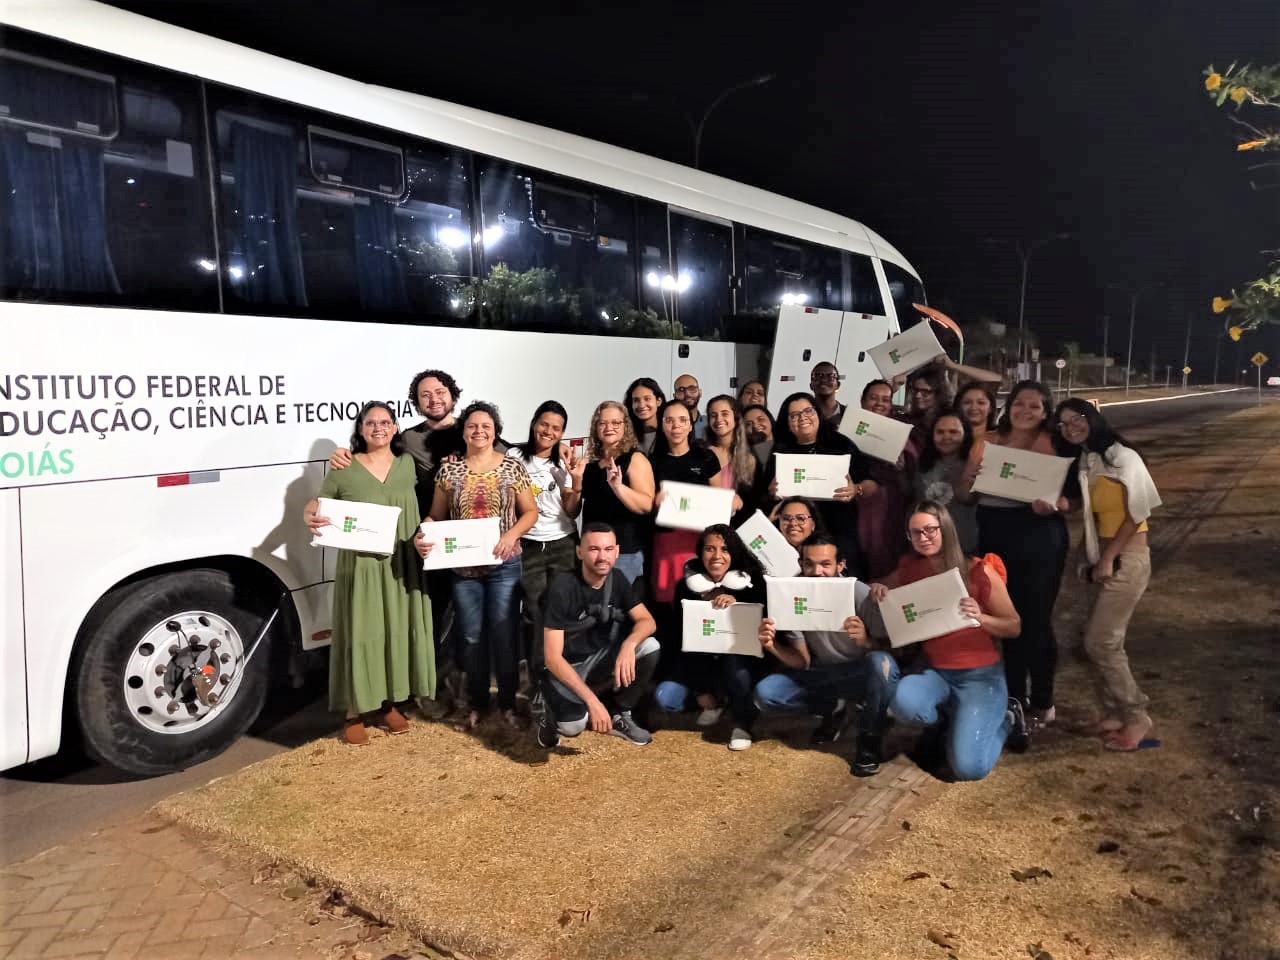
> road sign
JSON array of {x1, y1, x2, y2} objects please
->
[
  {"x1": 1054, "y1": 358, "x2": 1067, "y2": 370},
  {"x1": 1182, "y1": 366, "x2": 1191, "y2": 375},
  {"x1": 1252, "y1": 352, "x2": 1269, "y2": 367}
]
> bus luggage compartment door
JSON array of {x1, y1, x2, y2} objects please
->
[
  {"x1": 0, "y1": 489, "x2": 29, "y2": 770},
  {"x1": 767, "y1": 305, "x2": 843, "y2": 418}
]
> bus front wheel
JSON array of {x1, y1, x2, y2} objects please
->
[{"x1": 73, "y1": 569, "x2": 274, "y2": 777}]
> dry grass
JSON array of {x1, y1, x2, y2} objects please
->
[{"x1": 157, "y1": 401, "x2": 1280, "y2": 960}]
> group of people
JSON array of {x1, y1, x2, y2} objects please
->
[{"x1": 304, "y1": 359, "x2": 1160, "y2": 780}]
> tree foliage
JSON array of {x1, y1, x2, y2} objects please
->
[{"x1": 1204, "y1": 63, "x2": 1280, "y2": 337}]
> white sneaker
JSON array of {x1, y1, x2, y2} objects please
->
[
  {"x1": 695, "y1": 707, "x2": 724, "y2": 727},
  {"x1": 728, "y1": 727, "x2": 753, "y2": 751}
]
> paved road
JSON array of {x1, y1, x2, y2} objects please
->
[{"x1": 3, "y1": 386, "x2": 1276, "y2": 867}]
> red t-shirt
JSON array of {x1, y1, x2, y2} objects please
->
[{"x1": 893, "y1": 554, "x2": 1001, "y2": 670}]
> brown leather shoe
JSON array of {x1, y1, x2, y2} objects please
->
[
  {"x1": 343, "y1": 718, "x2": 369, "y2": 746},
  {"x1": 383, "y1": 707, "x2": 410, "y2": 735}
]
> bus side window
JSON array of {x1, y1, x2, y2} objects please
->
[
  {"x1": 0, "y1": 29, "x2": 218, "y2": 312},
  {"x1": 882, "y1": 260, "x2": 924, "y2": 326},
  {"x1": 476, "y1": 160, "x2": 642, "y2": 336},
  {"x1": 847, "y1": 251, "x2": 885, "y2": 315},
  {"x1": 670, "y1": 211, "x2": 734, "y2": 340}
]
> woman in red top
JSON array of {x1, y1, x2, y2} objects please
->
[{"x1": 869, "y1": 501, "x2": 1027, "y2": 780}]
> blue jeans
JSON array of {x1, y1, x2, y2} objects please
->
[
  {"x1": 453, "y1": 556, "x2": 522, "y2": 711},
  {"x1": 657, "y1": 654, "x2": 766, "y2": 728},
  {"x1": 886, "y1": 659, "x2": 1010, "y2": 781},
  {"x1": 613, "y1": 550, "x2": 644, "y2": 585},
  {"x1": 753, "y1": 651, "x2": 893, "y2": 736}
]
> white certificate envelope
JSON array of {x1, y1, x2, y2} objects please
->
[
  {"x1": 735, "y1": 510, "x2": 800, "y2": 576},
  {"x1": 971, "y1": 443, "x2": 1073, "y2": 505},
  {"x1": 311, "y1": 498, "x2": 401, "y2": 555},
  {"x1": 836, "y1": 407, "x2": 913, "y2": 464},
  {"x1": 765, "y1": 576, "x2": 859, "y2": 631},
  {"x1": 867, "y1": 321, "x2": 945, "y2": 380},
  {"x1": 681, "y1": 600, "x2": 765, "y2": 658},
  {"x1": 773, "y1": 453, "x2": 850, "y2": 500},
  {"x1": 419, "y1": 517, "x2": 502, "y2": 570},
  {"x1": 655, "y1": 480, "x2": 735, "y2": 532},
  {"x1": 878, "y1": 567, "x2": 981, "y2": 648}
]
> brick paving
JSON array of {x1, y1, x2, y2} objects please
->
[{"x1": 0, "y1": 814, "x2": 429, "y2": 960}]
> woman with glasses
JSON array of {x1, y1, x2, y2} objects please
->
[
  {"x1": 958, "y1": 380, "x2": 1071, "y2": 737},
  {"x1": 423, "y1": 401, "x2": 538, "y2": 730},
  {"x1": 705, "y1": 395, "x2": 764, "y2": 524},
  {"x1": 624, "y1": 378, "x2": 666, "y2": 455},
  {"x1": 649, "y1": 399, "x2": 724, "y2": 722},
  {"x1": 855, "y1": 378, "x2": 915, "y2": 578},
  {"x1": 306, "y1": 402, "x2": 435, "y2": 745},
  {"x1": 915, "y1": 412, "x2": 978, "y2": 552},
  {"x1": 904, "y1": 364, "x2": 953, "y2": 444},
  {"x1": 869, "y1": 501, "x2": 1026, "y2": 780},
  {"x1": 772, "y1": 496, "x2": 828, "y2": 548},
  {"x1": 566, "y1": 401, "x2": 655, "y2": 585},
  {"x1": 955, "y1": 381, "x2": 998, "y2": 443},
  {"x1": 768, "y1": 392, "x2": 877, "y2": 576},
  {"x1": 1054, "y1": 398, "x2": 1160, "y2": 752}
]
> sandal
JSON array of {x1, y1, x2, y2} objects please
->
[
  {"x1": 382, "y1": 707, "x2": 410, "y2": 735},
  {"x1": 1103, "y1": 719, "x2": 1152, "y2": 752},
  {"x1": 1071, "y1": 716, "x2": 1123, "y2": 737},
  {"x1": 343, "y1": 718, "x2": 369, "y2": 746}
]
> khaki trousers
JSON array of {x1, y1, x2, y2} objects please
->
[{"x1": 1082, "y1": 548, "x2": 1152, "y2": 725}]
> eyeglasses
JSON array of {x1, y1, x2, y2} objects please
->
[
  {"x1": 811, "y1": 373, "x2": 839, "y2": 383},
  {"x1": 787, "y1": 407, "x2": 818, "y2": 422},
  {"x1": 779, "y1": 514, "x2": 812, "y2": 525},
  {"x1": 907, "y1": 524, "x2": 942, "y2": 541},
  {"x1": 674, "y1": 385, "x2": 699, "y2": 395},
  {"x1": 599, "y1": 419, "x2": 626, "y2": 429},
  {"x1": 363, "y1": 420, "x2": 394, "y2": 429},
  {"x1": 1058, "y1": 415, "x2": 1087, "y2": 430}
]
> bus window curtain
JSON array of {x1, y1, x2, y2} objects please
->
[
  {"x1": 0, "y1": 128, "x2": 119, "y2": 296},
  {"x1": 351, "y1": 150, "x2": 408, "y2": 312},
  {"x1": 227, "y1": 121, "x2": 306, "y2": 307}
]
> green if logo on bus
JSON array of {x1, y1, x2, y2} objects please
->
[
  {"x1": 793, "y1": 468, "x2": 806, "y2": 483},
  {"x1": 678, "y1": 497, "x2": 691, "y2": 511},
  {"x1": 342, "y1": 516, "x2": 357, "y2": 533},
  {"x1": 1000, "y1": 462, "x2": 1016, "y2": 479},
  {"x1": 902, "y1": 602, "x2": 918, "y2": 623},
  {"x1": 855, "y1": 421, "x2": 870, "y2": 436},
  {"x1": 888, "y1": 349, "x2": 902, "y2": 364},
  {"x1": 444, "y1": 537, "x2": 458, "y2": 553},
  {"x1": 701, "y1": 619, "x2": 716, "y2": 636},
  {"x1": 749, "y1": 534, "x2": 767, "y2": 550},
  {"x1": 793, "y1": 596, "x2": 808, "y2": 615}
]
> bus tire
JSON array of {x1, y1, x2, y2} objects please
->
[{"x1": 73, "y1": 569, "x2": 274, "y2": 777}]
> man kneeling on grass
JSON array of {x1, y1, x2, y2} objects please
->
[
  {"x1": 754, "y1": 534, "x2": 894, "y2": 777},
  {"x1": 538, "y1": 522, "x2": 660, "y2": 748}
]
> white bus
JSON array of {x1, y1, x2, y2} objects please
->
[{"x1": 0, "y1": 0, "x2": 925, "y2": 775}]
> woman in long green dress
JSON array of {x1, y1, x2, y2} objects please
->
[{"x1": 304, "y1": 401, "x2": 435, "y2": 745}]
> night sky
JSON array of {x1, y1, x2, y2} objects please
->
[{"x1": 108, "y1": 0, "x2": 1280, "y2": 378}]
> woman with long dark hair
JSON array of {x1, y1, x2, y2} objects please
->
[
  {"x1": 869, "y1": 501, "x2": 1025, "y2": 780},
  {"x1": 737, "y1": 380, "x2": 767, "y2": 410},
  {"x1": 509, "y1": 401, "x2": 579, "y2": 681},
  {"x1": 1054, "y1": 397, "x2": 1160, "y2": 751},
  {"x1": 959, "y1": 380, "x2": 1071, "y2": 734},
  {"x1": 915, "y1": 411, "x2": 977, "y2": 552},
  {"x1": 565, "y1": 400, "x2": 655, "y2": 584},
  {"x1": 855, "y1": 378, "x2": 914, "y2": 578},
  {"x1": 424, "y1": 401, "x2": 537, "y2": 730},
  {"x1": 655, "y1": 525, "x2": 768, "y2": 749},
  {"x1": 705, "y1": 394, "x2": 764, "y2": 523},
  {"x1": 743, "y1": 403, "x2": 775, "y2": 465},
  {"x1": 624, "y1": 377, "x2": 665, "y2": 455},
  {"x1": 768, "y1": 391, "x2": 878, "y2": 577},
  {"x1": 306, "y1": 401, "x2": 435, "y2": 744},
  {"x1": 956, "y1": 381, "x2": 998, "y2": 443}
]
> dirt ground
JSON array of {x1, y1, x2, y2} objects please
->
[{"x1": 156, "y1": 401, "x2": 1280, "y2": 960}]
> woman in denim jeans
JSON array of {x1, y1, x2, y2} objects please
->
[
  {"x1": 424, "y1": 401, "x2": 537, "y2": 730},
  {"x1": 869, "y1": 501, "x2": 1027, "y2": 780}
]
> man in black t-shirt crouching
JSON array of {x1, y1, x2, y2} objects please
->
[{"x1": 539, "y1": 522, "x2": 660, "y2": 748}]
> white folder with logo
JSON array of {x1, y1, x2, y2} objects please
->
[
  {"x1": 836, "y1": 407, "x2": 913, "y2": 464},
  {"x1": 419, "y1": 517, "x2": 502, "y2": 570},
  {"x1": 654, "y1": 480, "x2": 735, "y2": 532},
  {"x1": 878, "y1": 567, "x2": 981, "y2": 648},
  {"x1": 681, "y1": 600, "x2": 765, "y2": 657},
  {"x1": 773, "y1": 453, "x2": 850, "y2": 501},
  {"x1": 734, "y1": 510, "x2": 800, "y2": 576},
  {"x1": 311, "y1": 498, "x2": 401, "y2": 555},
  {"x1": 971, "y1": 443, "x2": 1073, "y2": 505},
  {"x1": 765, "y1": 576, "x2": 859, "y2": 631},
  {"x1": 867, "y1": 321, "x2": 945, "y2": 380}
]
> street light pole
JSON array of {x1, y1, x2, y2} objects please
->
[
  {"x1": 1182, "y1": 313, "x2": 1192, "y2": 389},
  {"x1": 1110, "y1": 282, "x2": 1162, "y2": 396},
  {"x1": 691, "y1": 74, "x2": 773, "y2": 169},
  {"x1": 1101, "y1": 314, "x2": 1110, "y2": 387},
  {"x1": 1011, "y1": 233, "x2": 1071, "y2": 369}
]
